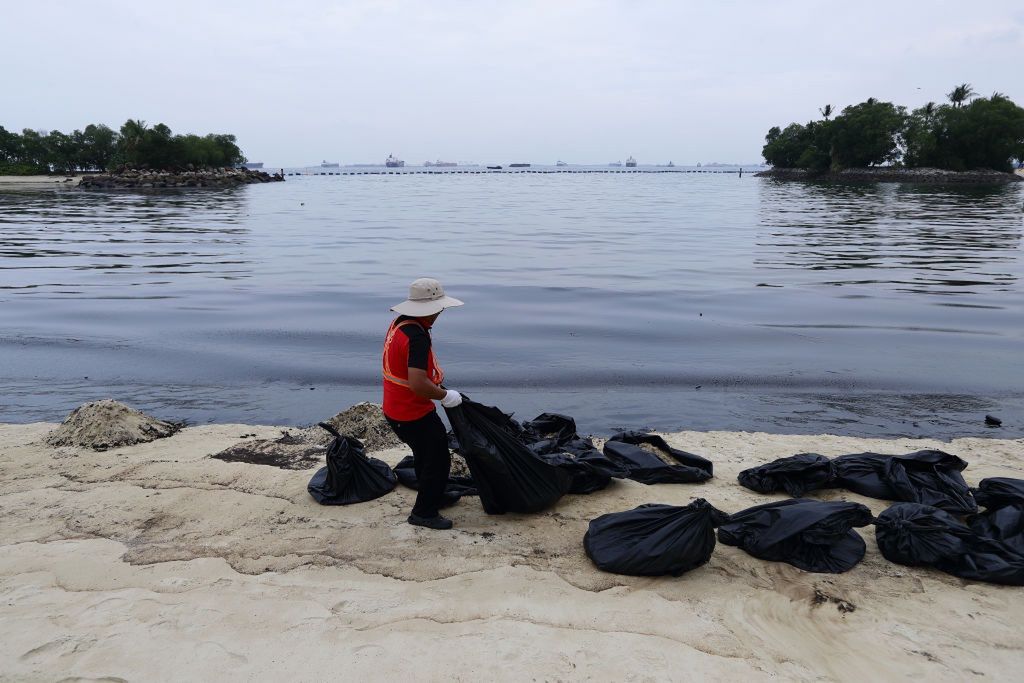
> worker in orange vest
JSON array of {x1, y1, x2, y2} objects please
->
[{"x1": 383, "y1": 278, "x2": 465, "y2": 529}]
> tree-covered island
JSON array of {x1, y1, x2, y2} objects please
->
[
  {"x1": 760, "y1": 84, "x2": 1024, "y2": 181},
  {"x1": 0, "y1": 119, "x2": 246, "y2": 175}
]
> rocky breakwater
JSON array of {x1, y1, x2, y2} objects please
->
[
  {"x1": 78, "y1": 167, "x2": 284, "y2": 189},
  {"x1": 756, "y1": 167, "x2": 1023, "y2": 184}
]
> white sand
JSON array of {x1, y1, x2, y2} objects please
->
[
  {"x1": 1, "y1": 422, "x2": 1022, "y2": 681},
  {"x1": 0, "y1": 175, "x2": 80, "y2": 187}
]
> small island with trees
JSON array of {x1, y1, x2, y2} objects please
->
[
  {"x1": 758, "y1": 84, "x2": 1024, "y2": 184},
  {"x1": 0, "y1": 119, "x2": 281, "y2": 188}
]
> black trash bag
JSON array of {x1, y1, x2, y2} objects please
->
[
  {"x1": 444, "y1": 399, "x2": 572, "y2": 514},
  {"x1": 453, "y1": 408, "x2": 620, "y2": 496},
  {"x1": 968, "y1": 479, "x2": 1024, "y2": 555},
  {"x1": 874, "y1": 503, "x2": 973, "y2": 566},
  {"x1": 972, "y1": 477, "x2": 1024, "y2": 510},
  {"x1": 535, "y1": 451, "x2": 612, "y2": 494},
  {"x1": 876, "y1": 503, "x2": 1024, "y2": 586},
  {"x1": 521, "y1": 413, "x2": 622, "y2": 494},
  {"x1": 717, "y1": 499, "x2": 873, "y2": 573},
  {"x1": 832, "y1": 449, "x2": 976, "y2": 514},
  {"x1": 969, "y1": 505, "x2": 1024, "y2": 554},
  {"x1": 521, "y1": 412, "x2": 581, "y2": 446},
  {"x1": 307, "y1": 423, "x2": 397, "y2": 505},
  {"x1": 392, "y1": 455, "x2": 479, "y2": 497},
  {"x1": 737, "y1": 453, "x2": 836, "y2": 497},
  {"x1": 584, "y1": 499, "x2": 730, "y2": 576},
  {"x1": 602, "y1": 431, "x2": 713, "y2": 485}
]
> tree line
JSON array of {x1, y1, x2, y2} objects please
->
[
  {"x1": 762, "y1": 84, "x2": 1024, "y2": 173},
  {"x1": 0, "y1": 120, "x2": 245, "y2": 175}
]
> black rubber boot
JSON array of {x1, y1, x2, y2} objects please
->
[{"x1": 408, "y1": 513, "x2": 454, "y2": 530}]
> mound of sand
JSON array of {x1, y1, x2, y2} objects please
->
[
  {"x1": 321, "y1": 401, "x2": 403, "y2": 451},
  {"x1": 45, "y1": 399, "x2": 180, "y2": 450},
  {"x1": 210, "y1": 402, "x2": 404, "y2": 469}
]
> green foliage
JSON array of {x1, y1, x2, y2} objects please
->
[
  {"x1": 830, "y1": 100, "x2": 907, "y2": 167},
  {"x1": 0, "y1": 120, "x2": 246, "y2": 173},
  {"x1": 763, "y1": 86, "x2": 1024, "y2": 173}
]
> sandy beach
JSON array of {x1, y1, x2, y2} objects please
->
[
  {"x1": 0, "y1": 175, "x2": 81, "y2": 187},
  {"x1": 1, "y1": 421, "x2": 1022, "y2": 681}
]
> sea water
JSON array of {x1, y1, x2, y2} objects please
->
[{"x1": 1, "y1": 172, "x2": 1021, "y2": 437}]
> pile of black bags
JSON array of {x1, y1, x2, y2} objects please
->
[
  {"x1": 738, "y1": 449, "x2": 976, "y2": 513},
  {"x1": 875, "y1": 477, "x2": 1024, "y2": 585},
  {"x1": 445, "y1": 400, "x2": 575, "y2": 514},
  {"x1": 445, "y1": 400, "x2": 716, "y2": 513},
  {"x1": 584, "y1": 498, "x2": 874, "y2": 576},
  {"x1": 307, "y1": 423, "x2": 397, "y2": 505}
]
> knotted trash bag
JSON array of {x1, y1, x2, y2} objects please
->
[
  {"x1": 831, "y1": 449, "x2": 976, "y2": 514},
  {"x1": 737, "y1": 453, "x2": 835, "y2": 497},
  {"x1": 445, "y1": 399, "x2": 572, "y2": 514},
  {"x1": 968, "y1": 478, "x2": 1024, "y2": 554},
  {"x1": 875, "y1": 503, "x2": 1024, "y2": 586},
  {"x1": 392, "y1": 455, "x2": 479, "y2": 498},
  {"x1": 602, "y1": 431, "x2": 713, "y2": 485},
  {"x1": 584, "y1": 499, "x2": 729, "y2": 576},
  {"x1": 972, "y1": 477, "x2": 1024, "y2": 510},
  {"x1": 307, "y1": 423, "x2": 397, "y2": 505},
  {"x1": 717, "y1": 499, "x2": 873, "y2": 573}
]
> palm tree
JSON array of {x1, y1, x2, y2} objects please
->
[
  {"x1": 819, "y1": 104, "x2": 834, "y2": 120},
  {"x1": 947, "y1": 83, "x2": 976, "y2": 108}
]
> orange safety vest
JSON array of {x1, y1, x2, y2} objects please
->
[{"x1": 382, "y1": 318, "x2": 444, "y2": 421}]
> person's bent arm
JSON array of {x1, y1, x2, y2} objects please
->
[{"x1": 407, "y1": 368, "x2": 446, "y2": 400}]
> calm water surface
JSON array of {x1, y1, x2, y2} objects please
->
[{"x1": 1, "y1": 173, "x2": 1022, "y2": 437}]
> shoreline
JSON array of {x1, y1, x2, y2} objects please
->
[
  {"x1": 0, "y1": 168, "x2": 284, "y2": 190},
  {"x1": 0, "y1": 174, "x2": 82, "y2": 187},
  {"x1": 756, "y1": 167, "x2": 1023, "y2": 184},
  {"x1": 2, "y1": 420, "x2": 1022, "y2": 680}
]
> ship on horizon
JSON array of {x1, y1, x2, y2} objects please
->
[
  {"x1": 385, "y1": 154, "x2": 405, "y2": 168},
  {"x1": 321, "y1": 160, "x2": 340, "y2": 168},
  {"x1": 556, "y1": 160, "x2": 567, "y2": 166},
  {"x1": 625, "y1": 156, "x2": 637, "y2": 167},
  {"x1": 424, "y1": 160, "x2": 457, "y2": 167}
]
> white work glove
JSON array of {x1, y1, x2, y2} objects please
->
[{"x1": 440, "y1": 389, "x2": 463, "y2": 408}]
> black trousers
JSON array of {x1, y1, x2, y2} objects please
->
[{"x1": 387, "y1": 410, "x2": 452, "y2": 518}]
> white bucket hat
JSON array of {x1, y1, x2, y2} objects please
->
[{"x1": 390, "y1": 278, "x2": 464, "y2": 317}]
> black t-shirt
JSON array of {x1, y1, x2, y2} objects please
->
[{"x1": 396, "y1": 316, "x2": 431, "y2": 370}]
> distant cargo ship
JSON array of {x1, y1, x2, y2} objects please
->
[
  {"x1": 608, "y1": 161, "x2": 622, "y2": 167},
  {"x1": 425, "y1": 160, "x2": 457, "y2": 167},
  {"x1": 509, "y1": 163, "x2": 530, "y2": 168},
  {"x1": 556, "y1": 160, "x2": 567, "y2": 166},
  {"x1": 625, "y1": 156, "x2": 637, "y2": 167},
  {"x1": 385, "y1": 154, "x2": 405, "y2": 168},
  {"x1": 321, "y1": 160, "x2": 340, "y2": 168},
  {"x1": 242, "y1": 162, "x2": 264, "y2": 169},
  {"x1": 487, "y1": 165, "x2": 502, "y2": 170}
]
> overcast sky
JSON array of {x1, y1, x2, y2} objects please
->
[{"x1": 4, "y1": 1, "x2": 1022, "y2": 166}]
